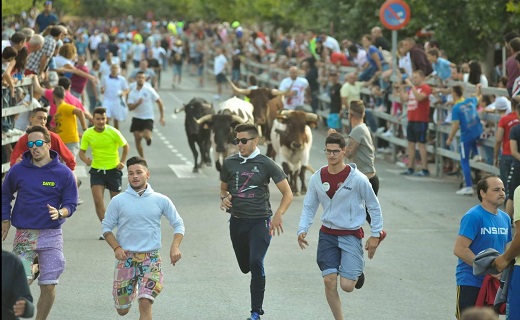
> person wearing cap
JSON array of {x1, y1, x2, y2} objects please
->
[
  {"x1": 453, "y1": 175, "x2": 511, "y2": 319},
  {"x1": 35, "y1": 1, "x2": 58, "y2": 34},
  {"x1": 297, "y1": 132, "x2": 383, "y2": 320},
  {"x1": 171, "y1": 39, "x2": 184, "y2": 88},
  {"x1": 494, "y1": 96, "x2": 519, "y2": 199}
]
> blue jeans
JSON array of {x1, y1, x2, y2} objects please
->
[
  {"x1": 459, "y1": 139, "x2": 479, "y2": 187},
  {"x1": 499, "y1": 154, "x2": 513, "y2": 199},
  {"x1": 358, "y1": 65, "x2": 376, "y2": 82},
  {"x1": 364, "y1": 108, "x2": 378, "y2": 132}
]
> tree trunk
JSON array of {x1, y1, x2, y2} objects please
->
[{"x1": 483, "y1": 41, "x2": 497, "y2": 86}]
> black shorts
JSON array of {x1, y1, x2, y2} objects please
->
[
  {"x1": 89, "y1": 47, "x2": 96, "y2": 55},
  {"x1": 130, "y1": 118, "x2": 154, "y2": 132},
  {"x1": 89, "y1": 168, "x2": 123, "y2": 192},
  {"x1": 407, "y1": 121, "x2": 428, "y2": 143},
  {"x1": 120, "y1": 61, "x2": 127, "y2": 70},
  {"x1": 455, "y1": 285, "x2": 480, "y2": 319},
  {"x1": 147, "y1": 59, "x2": 159, "y2": 68},
  {"x1": 216, "y1": 73, "x2": 226, "y2": 83}
]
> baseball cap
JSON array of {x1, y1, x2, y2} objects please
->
[
  {"x1": 495, "y1": 96, "x2": 510, "y2": 111},
  {"x1": 45, "y1": 1, "x2": 53, "y2": 5},
  {"x1": 231, "y1": 21, "x2": 240, "y2": 28}
]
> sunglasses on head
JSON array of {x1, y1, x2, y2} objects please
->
[
  {"x1": 233, "y1": 137, "x2": 256, "y2": 145},
  {"x1": 27, "y1": 140, "x2": 47, "y2": 148}
]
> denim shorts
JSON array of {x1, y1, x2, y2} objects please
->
[{"x1": 316, "y1": 231, "x2": 364, "y2": 280}]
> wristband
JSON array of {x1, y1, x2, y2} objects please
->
[{"x1": 113, "y1": 246, "x2": 121, "y2": 252}]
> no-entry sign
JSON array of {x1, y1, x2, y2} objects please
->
[{"x1": 379, "y1": 0, "x2": 411, "y2": 30}]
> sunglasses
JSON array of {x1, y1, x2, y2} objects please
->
[
  {"x1": 27, "y1": 140, "x2": 48, "y2": 148},
  {"x1": 233, "y1": 137, "x2": 256, "y2": 145},
  {"x1": 324, "y1": 149, "x2": 342, "y2": 156}
]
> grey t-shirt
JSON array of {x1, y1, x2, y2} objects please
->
[
  {"x1": 348, "y1": 123, "x2": 376, "y2": 174},
  {"x1": 220, "y1": 154, "x2": 287, "y2": 218}
]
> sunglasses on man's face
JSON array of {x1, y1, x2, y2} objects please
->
[
  {"x1": 27, "y1": 140, "x2": 47, "y2": 148},
  {"x1": 233, "y1": 137, "x2": 256, "y2": 145}
]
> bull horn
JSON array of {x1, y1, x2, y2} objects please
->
[
  {"x1": 279, "y1": 109, "x2": 294, "y2": 116},
  {"x1": 174, "y1": 104, "x2": 185, "y2": 114},
  {"x1": 305, "y1": 112, "x2": 319, "y2": 122},
  {"x1": 202, "y1": 103, "x2": 213, "y2": 109},
  {"x1": 195, "y1": 114, "x2": 214, "y2": 125},
  {"x1": 231, "y1": 115, "x2": 245, "y2": 124}
]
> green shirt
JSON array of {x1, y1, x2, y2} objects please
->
[{"x1": 80, "y1": 125, "x2": 127, "y2": 170}]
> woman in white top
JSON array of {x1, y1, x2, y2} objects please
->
[{"x1": 463, "y1": 60, "x2": 488, "y2": 87}]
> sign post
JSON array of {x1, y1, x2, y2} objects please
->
[{"x1": 379, "y1": 0, "x2": 411, "y2": 81}]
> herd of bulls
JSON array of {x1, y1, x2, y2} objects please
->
[{"x1": 175, "y1": 94, "x2": 320, "y2": 195}]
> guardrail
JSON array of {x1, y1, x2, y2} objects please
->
[
  {"x1": 2, "y1": 77, "x2": 35, "y2": 173},
  {"x1": 208, "y1": 56, "x2": 505, "y2": 177}
]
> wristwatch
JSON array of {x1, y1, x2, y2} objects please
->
[{"x1": 58, "y1": 209, "x2": 64, "y2": 219}]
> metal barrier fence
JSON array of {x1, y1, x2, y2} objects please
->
[
  {"x1": 209, "y1": 57, "x2": 507, "y2": 177},
  {"x1": 2, "y1": 78, "x2": 35, "y2": 173}
]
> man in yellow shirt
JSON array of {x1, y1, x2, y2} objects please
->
[{"x1": 79, "y1": 107, "x2": 129, "y2": 240}]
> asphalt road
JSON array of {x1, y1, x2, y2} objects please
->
[{"x1": 2, "y1": 65, "x2": 485, "y2": 320}]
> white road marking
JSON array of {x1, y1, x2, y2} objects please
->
[{"x1": 168, "y1": 164, "x2": 206, "y2": 178}]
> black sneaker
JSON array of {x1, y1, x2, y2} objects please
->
[
  {"x1": 355, "y1": 272, "x2": 365, "y2": 289},
  {"x1": 146, "y1": 138, "x2": 152, "y2": 146},
  {"x1": 400, "y1": 168, "x2": 414, "y2": 175},
  {"x1": 99, "y1": 234, "x2": 105, "y2": 240}
]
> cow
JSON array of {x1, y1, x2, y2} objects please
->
[
  {"x1": 175, "y1": 97, "x2": 214, "y2": 173},
  {"x1": 270, "y1": 110, "x2": 319, "y2": 195},
  {"x1": 196, "y1": 96, "x2": 254, "y2": 171}
]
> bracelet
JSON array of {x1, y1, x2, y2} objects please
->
[{"x1": 113, "y1": 246, "x2": 121, "y2": 252}]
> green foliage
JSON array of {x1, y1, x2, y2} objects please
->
[{"x1": 2, "y1": 0, "x2": 34, "y2": 17}]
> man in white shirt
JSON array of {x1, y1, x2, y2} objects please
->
[
  {"x1": 100, "y1": 64, "x2": 129, "y2": 129},
  {"x1": 214, "y1": 47, "x2": 228, "y2": 100},
  {"x1": 279, "y1": 66, "x2": 309, "y2": 110},
  {"x1": 126, "y1": 71, "x2": 165, "y2": 159}
]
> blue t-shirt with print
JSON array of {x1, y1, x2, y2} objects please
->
[
  {"x1": 451, "y1": 97, "x2": 483, "y2": 142},
  {"x1": 456, "y1": 205, "x2": 512, "y2": 287}
]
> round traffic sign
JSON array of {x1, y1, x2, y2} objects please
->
[{"x1": 379, "y1": 0, "x2": 411, "y2": 30}]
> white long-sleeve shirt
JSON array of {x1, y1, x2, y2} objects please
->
[
  {"x1": 102, "y1": 184, "x2": 185, "y2": 252},
  {"x1": 298, "y1": 164, "x2": 383, "y2": 237}
]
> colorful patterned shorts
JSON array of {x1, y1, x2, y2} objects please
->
[
  {"x1": 112, "y1": 251, "x2": 164, "y2": 309},
  {"x1": 12, "y1": 228, "x2": 65, "y2": 285}
]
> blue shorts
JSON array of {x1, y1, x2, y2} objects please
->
[
  {"x1": 508, "y1": 266, "x2": 520, "y2": 319},
  {"x1": 316, "y1": 231, "x2": 364, "y2": 280},
  {"x1": 327, "y1": 113, "x2": 341, "y2": 130},
  {"x1": 406, "y1": 121, "x2": 428, "y2": 143}
]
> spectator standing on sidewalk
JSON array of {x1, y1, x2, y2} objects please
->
[
  {"x1": 453, "y1": 175, "x2": 511, "y2": 319},
  {"x1": 446, "y1": 85, "x2": 483, "y2": 195},
  {"x1": 398, "y1": 70, "x2": 432, "y2": 177},
  {"x1": 214, "y1": 46, "x2": 228, "y2": 100}
]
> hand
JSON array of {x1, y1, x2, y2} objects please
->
[
  {"x1": 494, "y1": 159, "x2": 499, "y2": 167},
  {"x1": 2, "y1": 220, "x2": 11, "y2": 241},
  {"x1": 137, "y1": 98, "x2": 143, "y2": 105},
  {"x1": 13, "y1": 299, "x2": 27, "y2": 317},
  {"x1": 364, "y1": 236, "x2": 380, "y2": 259},
  {"x1": 114, "y1": 246, "x2": 128, "y2": 260},
  {"x1": 170, "y1": 246, "x2": 181, "y2": 266},
  {"x1": 47, "y1": 204, "x2": 59, "y2": 220},
  {"x1": 405, "y1": 78, "x2": 412, "y2": 87},
  {"x1": 270, "y1": 213, "x2": 283, "y2": 236},
  {"x1": 160, "y1": 117, "x2": 165, "y2": 126},
  {"x1": 84, "y1": 157, "x2": 92, "y2": 166},
  {"x1": 220, "y1": 194, "x2": 232, "y2": 211},
  {"x1": 446, "y1": 138, "x2": 452, "y2": 146},
  {"x1": 116, "y1": 162, "x2": 125, "y2": 170},
  {"x1": 493, "y1": 256, "x2": 511, "y2": 273},
  {"x1": 298, "y1": 232, "x2": 309, "y2": 250}
]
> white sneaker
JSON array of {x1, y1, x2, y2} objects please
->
[
  {"x1": 382, "y1": 130, "x2": 393, "y2": 137},
  {"x1": 456, "y1": 186, "x2": 474, "y2": 195},
  {"x1": 376, "y1": 127, "x2": 386, "y2": 134},
  {"x1": 11, "y1": 128, "x2": 25, "y2": 135}
]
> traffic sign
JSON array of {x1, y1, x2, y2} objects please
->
[{"x1": 379, "y1": 0, "x2": 411, "y2": 30}]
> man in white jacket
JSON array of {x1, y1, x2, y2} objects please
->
[{"x1": 297, "y1": 132, "x2": 383, "y2": 320}]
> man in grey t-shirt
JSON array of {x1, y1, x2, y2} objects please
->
[
  {"x1": 330, "y1": 100, "x2": 380, "y2": 224},
  {"x1": 219, "y1": 123, "x2": 293, "y2": 320}
]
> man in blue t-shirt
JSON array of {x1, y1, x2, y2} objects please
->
[
  {"x1": 446, "y1": 85, "x2": 483, "y2": 195},
  {"x1": 35, "y1": 1, "x2": 59, "y2": 33},
  {"x1": 453, "y1": 175, "x2": 511, "y2": 319}
]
